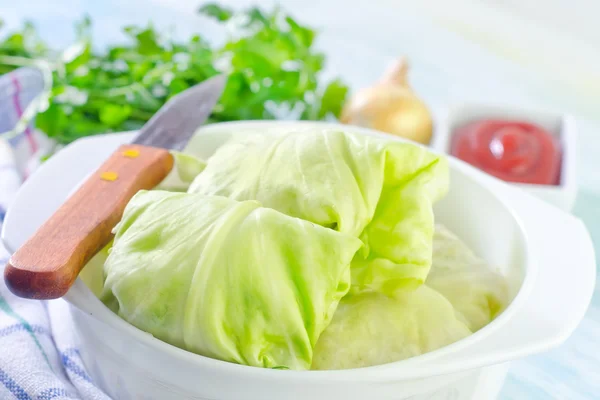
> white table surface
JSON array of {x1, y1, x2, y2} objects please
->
[{"x1": 3, "y1": 1, "x2": 600, "y2": 398}]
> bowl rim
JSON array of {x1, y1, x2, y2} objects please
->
[{"x1": 5, "y1": 120, "x2": 535, "y2": 382}]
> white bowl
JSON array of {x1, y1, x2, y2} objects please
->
[{"x1": 2, "y1": 121, "x2": 595, "y2": 400}]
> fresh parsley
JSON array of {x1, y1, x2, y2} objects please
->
[{"x1": 0, "y1": 4, "x2": 348, "y2": 144}]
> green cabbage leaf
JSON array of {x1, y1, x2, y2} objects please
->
[
  {"x1": 311, "y1": 286, "x2": 471, "y2": 370},
  {"x1": 311, "y1": 225, "x2": 509, "y2": 370},
  {"x1": 428, "y1": 225, "x2": 509, "y2": 331},
  {"x1": 188, "y1": 129, "x2": 448, "y2": 295},
  {"x1": 101, "y1": 190, "x2": 362, "y2": 370}
]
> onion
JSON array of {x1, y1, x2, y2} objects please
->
[{"x1": 340, "y1": 57, "x2": 433, "y2": 145}]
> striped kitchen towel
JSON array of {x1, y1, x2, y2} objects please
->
[{"x1": 0, "y1": 68, "x2": 110, "y2": 400}]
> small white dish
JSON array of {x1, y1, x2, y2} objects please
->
[
  {"x1": 433, "y1": 104, "x2": 577, "y2": 211},
  {"x1": 1, "y1": 121, "x2": 595, "y2": 400}
]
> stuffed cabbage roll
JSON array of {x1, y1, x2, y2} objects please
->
[
  {"x1": 189, "y1": 129, "x2": 448, "y2": 295},
  {"x1": 102, "y1": 190, "x2": 362, "y2": 370}
]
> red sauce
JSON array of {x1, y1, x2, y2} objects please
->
[{"x1": 451, "y1": 120, "x2": 561, "y2": 185}]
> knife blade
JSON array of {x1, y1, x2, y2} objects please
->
[
  {"x1": 4, "y1": 75, "x2": 227, "y2": 300},
  {"x1": 133, "y1": 74, "x2": 226, "y2": 150}
]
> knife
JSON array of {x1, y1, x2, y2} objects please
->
[{"x1": 4, "y1": 75, "x2": 227, "y2": 300}]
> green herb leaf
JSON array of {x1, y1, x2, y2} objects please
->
[
  {"x1": 35, "y1": 103, "x2": 68, "y2": 138},
  {"x1": 318, "y1": 79, "x2": 349, "y2": 119},
  {"x1": 99, "y1": 103, "x2": 133, "y2": 127},
  {"x1": 199, "y1": 3, "x2": 233, "y2": 21}
]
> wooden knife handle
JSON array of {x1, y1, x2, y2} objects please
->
[{"x1": 4, "y1": 144, "x2": 174, "y2": 300}]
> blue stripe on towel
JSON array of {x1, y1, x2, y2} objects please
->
[
  {"x1": 60, "y1": 350, "x2": 92, "y2": 383},
  {"x1": 0, "y1": 367, "x2": 32, "y2": 400},
  {"x1": 0, "y1": 296, "x2": 53, "y2": 370},
  {"x1": 36, "y1": 387, "x2": 71, "y2": 400},
  {"x1": 0, "y1": 323, "x2": 51, "y2": 339}
]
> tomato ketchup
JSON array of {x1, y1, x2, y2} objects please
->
[{"x1": 451, "y1": 120, "x2": 561, "y2": 185}]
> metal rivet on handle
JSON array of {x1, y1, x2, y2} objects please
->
[
  {"x1": 100, "y1": 171, "x2": 119, "y2": 181},
  {"x1": 123, "y1": 149, "x2": 140, "y2": 158}
]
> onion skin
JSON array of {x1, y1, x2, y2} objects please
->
[{"x1": 340, "y1": 58, "x2": 433, "y2": 145}]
